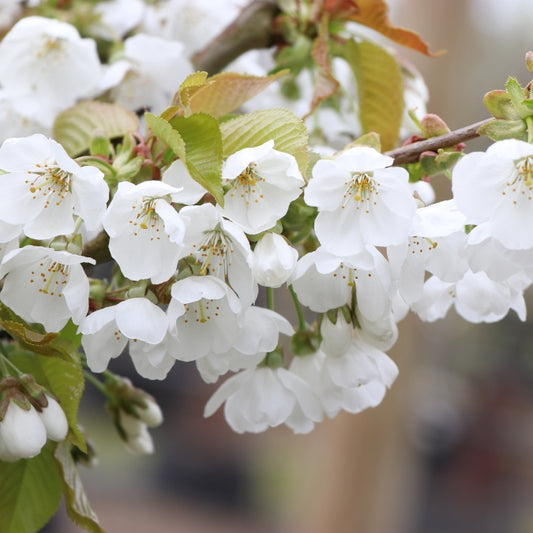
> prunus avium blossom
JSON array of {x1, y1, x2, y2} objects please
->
[{"x1": 1, "y1": 1, "x2": 533, "y2": 531}]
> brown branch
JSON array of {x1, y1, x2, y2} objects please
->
[
  {"x1": 191, "y1": 0, "x2": 280, "y2": 74},
  {"x1": 385, "y1": 118, "x2": 493, "y2": 164}
]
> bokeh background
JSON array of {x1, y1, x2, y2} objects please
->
[{"x1": 44, "y1": 1, "x2": 533, "y2": 531}]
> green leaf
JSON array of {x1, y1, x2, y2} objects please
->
[
  {"x1": 9, "y1": 352, "x2": 86, "y2": 451},
  {"x1": 220, "y1": 108, "x2": 309, "y2": 175},
  {"x1": 53, "y1": 101, "x2": 139, "y2": 157},
  {"x1": 477, "y1": 118, "x2": 527, "y2": 141},
  {"x1": 54, "y1": 442, "x2": 106, "y2": 533},
  {"x1": 0, "y1": 443, "x2": 63, "y2": 533},
  {"x1": 169, "y1": 113, "x2": 224, "y2": 205},
  {"x1": 505, "y1": 77, "x2": 531, "y2": 119},
  {"x1": 145, "y1": 112, "x2": 186, "y2": 158},
  {"x1": 0, "y1": 303, "x2": 78, "y2": 362},
  {"x1": 344, "y1": 39, "x2": 404, "y2": 151},
  {"x1": 484, "y1": 89, "x2": 521, "y2": 120}
]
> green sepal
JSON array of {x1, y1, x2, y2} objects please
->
[
  {"x1": 290, "y1": 330, "x2": 320, "y2": 357},
  {"x1": 344, "y1": 132, "x2": 382, "y2": 152},
  {"x1": 0, "y1": 442, "x2": 63, "y2": 533}
]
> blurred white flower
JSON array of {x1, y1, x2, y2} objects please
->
[{"x1": 0, "y1": 17, "x2": 102, "y2": 126}]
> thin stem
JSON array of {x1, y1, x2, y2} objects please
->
[
  {"x1": 83, "y1": 370, "x2": 109, "y2": 396},
  {"x1": 385, "y1": 118, "x2": 493, "y2": 164},
  {"x1": 289, "y1": 284, "x2": 307, "y2": 331},
  {"x1": 192, "y1": 0, "x2": 279, "y2": 73},
  {"x1": 266, "y1": 287, "x2": 275, "y2": 310}
]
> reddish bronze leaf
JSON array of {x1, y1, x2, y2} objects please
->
[{"x1": 305, "y1": 15, "x2": 341, "y2": 119}]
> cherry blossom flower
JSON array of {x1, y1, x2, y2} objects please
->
[
  {"x1": 387, "y1": 200, "x2": 468, "y2": 305},
  {"x1": 289, "y1": 351, "x2": 388, "y2": 418},
  {"x1": 219, "y1": 140, "x2": 305, "y2": 234},
  {"x1": 180, "y1": 203, "x2": 256, "y2": 306},
  {"x1": 167, "y1": 275, "x2": 242, "y2": 360},
  {"x1": 305, "y1": 146, "x2": 416, "y2": 256},
  {"x1": 0, "y1": 245, "x2": 94, "y2": 332},
  {"x1": 103, "y1": 180, "x2": 186, "y2": 284},
  {"x1": 79, "y1": 297, "x2": 169, "y2": 373},
  {"x1": 291, "y1": 246, "x2": 393, "y2": 322},
  {"x1": 196, "y1": 306, "x2": 294, "y2": 383},
  {"x1": 0, "y1": 17, "x2": 102, "y2": 126},
  {"x1": 452, "y1": 139, "x2": 533, "y2": 249},
  {"x1": 0, "y1": 134, "x2": 109, "y2": 239},
  {"x1": 411, "y1": 270, "x2": 529, "y2": 323},
  {"x1": 204, "y1": 366, "x2": 323, "y2": 434}
]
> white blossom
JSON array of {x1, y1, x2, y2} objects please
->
[
  {"x1": 204, "y1": 366, "x2": 323, "y2": 434},
  {"x1": 291, "y1": 246, "x2": 393, "y2": 322},
  {"x1": 305, "y1": 146, "x2": 416, "y2": 256},
  {"x1": 196, "y1": 306, "x2": 293, "y2": 383},
  {"x1": 103, "y1": 180, "x2": 186, "y2": 284},
  {"x1": 452, "y1": 139, "x2": 533, "y2": 249},
  {"x1": 0, "y1": 17, "x2": 102, "y2": 126},
  {"x1": 167, "y1": 275, "x2": 242, "y2": 361},
  {"x1": 180, "y1": 203, "x2": 256, "y2": 306},
  {"x1": 79, "y1": 298, "x2": 168, "y2": 373},
  {"x1": 0, "y1": 134, "x2": 109, "y2": 239},
  {"x1": 0, "y1": 246, "x2": 94, "y2": 332},
  {"x1": 219, "y1": 140, "x2": 305, "y2": 234}
]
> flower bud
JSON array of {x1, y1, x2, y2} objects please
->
[
  {"x1": 118, "y1": 410, "x2": 154, "y2": 455},
  {"x1": 320, "y1": 316, "x2": 353, "y2": 358},
  {"x1": 135, "y1": 397, "x2": 163, "y2": 428},
  {"x1": 38, "y1": 395, "x2": 69, "y2": 442},
  {"x1": 0, "y1": 402, "x2": 47, "y2": 462},
  {"x1": 253, "y1": 233, "x2": 298, "y2": 288}
]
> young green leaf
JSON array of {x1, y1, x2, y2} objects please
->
[
  {"x1": 344, "y1": 39, "x2": 404, "y2": 151},
  {"x1": 0, "y1": 443, "x2": 63, "y2": 533},
  {"x1": 169, "y1": 113, "x2": 224, "y2": 205},
  {"x1": 220, "y1": 108, "x2": 309, "y2": 175},
  {"x1": 53, "y1": 101, "x2": 139, "y2": 157},
  {"x1": 54, "y1": 442, "x2": 106, "y2": 533},
  {"x1": 145, "y1": 112, "x2": 186, "y2": 158}
]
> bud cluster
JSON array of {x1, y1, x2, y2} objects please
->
[{"x1": 0, "y1": 375, "x2": 68, "y2": 462}]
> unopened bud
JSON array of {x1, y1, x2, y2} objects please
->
[
  {"x1": 38, "y1": 395, "x2": 69, "y2": 442},
  {"x1": 0, "y1": 402, "x2": 47, "y2": 462},
  {"x1": 526, "y1": 51, "x2": 533, "y2": 74}
]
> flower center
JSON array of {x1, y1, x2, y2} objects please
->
[
  {"x1": 27, "y1": 163, "x2": 72, "y2": 208},
  {"x1": 229, "y1": 163, "x2": 265, "y2": 205},
  {"x1": 182, "y1": 299, "x2": 221, "y2": 324},
  {"x1": 193, "y1": 224, "x2": 234, "y2": 278},
  {"x1": 343, "y1": 172, "x2": 380, "y2": 213},
  {"x1": 30, "y1": 260, "x2": 69, "y2": 297},
  {"x1": 504, "y1": 156, "x2": 533, "y2": 204},
  {"x1": 129, "y1": 196, "x2": 168, "y2": 238}
]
